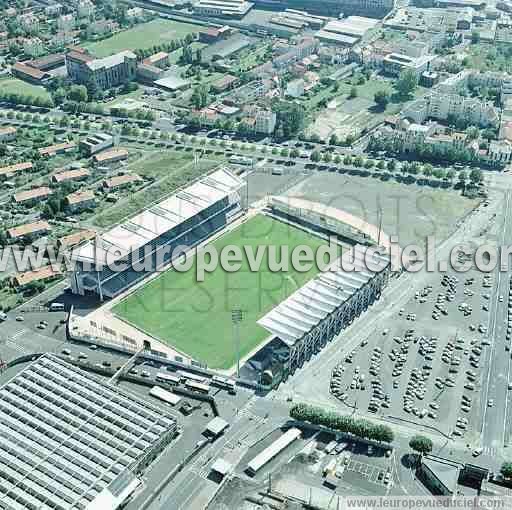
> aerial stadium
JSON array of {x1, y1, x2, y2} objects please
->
[{"x1": 70, "y1": 167, "x2": 391, "y2": 383}]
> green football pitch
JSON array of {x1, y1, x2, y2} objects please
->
[{"x1": 113, "y1": 215, "x2": 331, "y2": 369}]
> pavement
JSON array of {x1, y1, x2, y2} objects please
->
[{"x1": 273, "y1": 171, "x2": 510, "y2": 465}]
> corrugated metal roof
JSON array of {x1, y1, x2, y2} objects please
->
[
  {"x1": 258, "y1": 246, "x2": 389, "y2": 346},
  {"x1": 74, "y1": 167, "x2": 243, "y2": 265}
]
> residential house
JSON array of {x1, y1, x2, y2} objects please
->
[
  {"x1": 14, "y1": 187, "x2": 52, "y2": 206},
  {"x1": 51, "y1": 168, "x2": 90, "y2": 185},
  {"x1": 0, "y1": 161, "x2": 33, "y2": 180},
  {"x1": 13, "y1": 265, "x2": 62, "y2": 289},
  {"x1": 286, "y1": 78, "x2": 305, "y2": 98},
  {"x1": 65, "y1": 190, "x2": 96, "y2": 213},
  {"x1": 39, "y1": 142, "x2": 76, "y2": 158},
  {"x1": 7, "y1": 220, "x2": 51, "y2": 241},
  {"x1": 0, "y1": 127, "x2": 17, "y2": 142},
  {"x1": 77, "y1": 0, "x2": 95, "y2": 18},
  {"x1": 87, "y1": 20, "x2": 119, "y2": 37},
  {"x1": 102, "y1": 173, "x2": 142, "y2": 190},
  {"x1": 57, "y1": 229, "x2": 96, "y2": 251},
  {"x1": 94, "y1": 149, "x2": 129, "y2": 166},
  {"x1": 57, "y1": 14, "x2": 76, "y2": 32},
  {"x1": 23, "y1": 37, "x2": 45, "y2": 57}
]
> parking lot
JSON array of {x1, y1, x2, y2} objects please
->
[
  {"x1": 268, "y1": 432, "x2": 397, "y2": 499},
  {"x1": 329, "y1": 266, "x2": 505, "y2": 444}
]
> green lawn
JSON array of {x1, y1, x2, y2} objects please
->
[
  {"x1": 91, "y1": 150, "x2": 206, "y2": 228},
  {"x1": 0, "y1": 78, "x2": 51, "y2": 101},
  {"x1": 86, "y1": 19, "x2": 203, "y2": 57},
  {"x1": 114, "y1": 215, "x2": 331, "y2": 369}
]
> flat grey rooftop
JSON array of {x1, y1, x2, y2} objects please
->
[{"x1": 0, "y1": 354, "x2": 176, "y2": 510}]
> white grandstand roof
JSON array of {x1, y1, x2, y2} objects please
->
[
  {"x1": 73, "y1": 167, "x2": 243, "y2": 265},
  {"x1": 258, "y1": 245, "x2": 389, "y2": 346},
  {"x1": 0, "y1": 354, "x2": 176, "y2": 510}
]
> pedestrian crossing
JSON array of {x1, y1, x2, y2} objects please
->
[
  {"x1": 5, "y1": 339, "x2": 29, "y2": 354},
  {"x1": 481, "y1": 446, "x2": 498, "y2": 456}
]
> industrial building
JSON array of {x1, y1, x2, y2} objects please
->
[
  {"x1": 315, "y1": 16, "x2": 379, "y2": 46},
  {"x1": 0, "y1": 354, "x2": 178, "y2": 510},
  {"x1": 70, "y1": 167, "x2": 243, "y2": 300},
  {"x1": 258, "y1": 0, "x2": 394, "y2": 17},
  {"x1": 193, "y1": 0, "x2": 254, "y2": 18}
]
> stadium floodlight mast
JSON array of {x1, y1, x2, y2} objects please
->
[{"x1": 231, "y1": 308, "x2": 244, "y2": 377}]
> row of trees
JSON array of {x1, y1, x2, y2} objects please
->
[
  {"x1": 290, "y1": 403, "x2": 394, "y2": 443},
  {"x1": 368, "y1": 135, "x2": 477, "y2": 166},
  {"x1": 0, "y1": 90, "x2": 53, "y2": 109},
  {"x1": 132, "y1": 33, "x2": 196, "y2": 61}
]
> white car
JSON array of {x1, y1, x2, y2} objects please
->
[{"x1": 487, "y1": 399, "x2": 494, "y2": 407}]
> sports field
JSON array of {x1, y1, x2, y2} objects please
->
[
  {"x1": 85, "y1": 19, "x2": 203, "y2": 57},
  {"x1": 0, "y1": 78, "x2": 52, "y2": 101},
  {"x1": 114, "y1": 215, "x2": 331, "y2": 369}
]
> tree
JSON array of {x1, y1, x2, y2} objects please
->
[
  {"x1": 68, "y1": 85, "x2": 88, "y2": 103},
  {"x1": 290, "y1": 403, "x2": 394, "y2": 443},
  {"x1": 387, "y1": 160, "x2": 397, "y2": 171},
  {"x1": 323, "y1": 151, "x2": 332, "y2": 163},
  {"x1": 471, "y1": 31, "x2": 480, "y2": 45},
  {"x1": 349, "y1": 86, "x2": 358, "y2": 99},
  {"x1": 310, "y1": 150, "x2": 322, "y2": 162},
  {"x1": 329, "y1": 134, "x2": 339, "y2": 146},
  {"x1": 374, "y1": 89, "x2": 390, "y2": 110},
  {"x1": 466, "y1": 126, "x2": 479, "y2": 141},
  {"x1": 423, "y1": 163, "x2": 434, "y2": 176},
  {"x1": 501, "y1": 462, "x2": 512, "y2": 478},
  {"x1": 343, "y1": 154, "x2": 352, "y2": 166},
  {"x1": 396, "y1": 69, "x2": 418, "y2": 98},
  {"x1": 353, "y1": 155, "x2": 364, "y2": 167},
  {"x1": 409, "y1": 435, "x2": 433, "y2": 455},
  {"x1": 469, "y1": 168, "x2": 483, "y2": 184},
  {"x1": 273, "y1": 101, "x2": 306, "y2": 138},
  {"x1": 334, "y1": 154, "x2": 342, "y2": 164}
]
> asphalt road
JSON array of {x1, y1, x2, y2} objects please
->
[
  {"x1": 480, "y1": 186, "x2": 512, "y2": 451},
  {"x1": 274, "y1": 173, "x2": 504, "y2": 455}
]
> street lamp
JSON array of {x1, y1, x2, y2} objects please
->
[{"x1": 232, "y1": 309, "x2": 243, "y2": 377}]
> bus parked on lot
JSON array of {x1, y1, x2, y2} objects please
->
[
  {"x1": 156, "y1": 373, "x2": 180, "y2": 386},
  {"x1": 212, "y1": 375, "x2": 236, "y2": 394},
  {"x1": 177, "y1": 370, "x2": 208, "y2": 385},
  {"x1": 185, "y1": 380, "x2": 210, "y2": 394}
]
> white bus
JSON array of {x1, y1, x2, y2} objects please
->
[
  {"x1": 185, "y1": 380, "x2": 210, "y2": 394},
  {"x1": 229, "y1": 155, "x2": 253, "y2": 166},
  {"x1": 177, "y1": 370, "x2": 208, "y2": 385},
  {"x1": 212, "y1": 375, "x2": 236, "y2": 394},
  {"x1": 49, "y1": 303, "x2": 65, "y2": 312},
  {"x1": 156, "y1": 372, "x2": 181, "y2": 386}
]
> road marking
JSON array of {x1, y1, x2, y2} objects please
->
[
  {"x1": 11, "y1": 329, "x2": 28, "y2": 341},
  {"x1": 482, "y1": 190, "x2": 510, "y2": 443}
]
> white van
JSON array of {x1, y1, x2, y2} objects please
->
[
  {"x1": 49, "y1": 303, "x2": 65, "y2": 312},
  {"x1": 0, "y1": 312, "x2": 7, "y2": 321}
]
